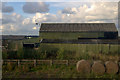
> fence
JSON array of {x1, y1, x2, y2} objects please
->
[{"x1": 2, "y1": 60, "x2": 79, "y2": 67}]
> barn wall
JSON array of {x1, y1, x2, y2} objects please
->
[{"x1": 40, "y1": 32, "x2": 104, "y2": 40}]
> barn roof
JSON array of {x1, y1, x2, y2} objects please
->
[{"x1": 40, "y1": 23, "x2": 118, "y2": 32}]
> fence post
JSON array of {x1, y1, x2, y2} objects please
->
[
  {"x1": 18, "y1": 60, "x2": 20, "y2": 67},
  {"x1": 50, "y1": 60, "x2": 52, "y2": 66},
  {"x1": 66, "y1": 60, "x2": 69, "y2": 66},
  {"x1": 34, "y1": 60, "x2": 36, "y2": 67}
]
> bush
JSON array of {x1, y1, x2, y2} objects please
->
[
  {"x1": 6, "y1": 63, "x2": 13, "y2": 71},
  {"x1": 23, "y1": 48, "x2": 36, "y2": 59},
  {"x1": 17, "y1": 48, "x2": 24, "y2": 59},
  {"x1": 7, "y1": 51, "x2": 17, "y2": 59},
  {"x1": 56, "y1": 48, "x2": 64, "y2": 60},
  {"x1": 2, "y1": 51, "x2": 8, "y2": 59}
]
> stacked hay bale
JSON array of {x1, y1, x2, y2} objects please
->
[
  {"x1": 105, "y1": 61, "x2": 118, "y2": 74},
  {"x1": 76, "y1": 59, "x2": 91, "y2": 74}
]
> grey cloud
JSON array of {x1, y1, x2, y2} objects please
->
[
  {"x1": 2, "y1": 3, "x2": 14, "y2": 13},
  {"x1": 2, "y1": 14, "x2": 22, "y2": 24},
  {"x1": 23, "y1": 2, "x2": 49, "y2": 14},
  {"x1": 62, "y1": 8, "x2": 75, "y2": 14},
  {"x1": 2, "y1": 13, "x2": 38, "y2": 35}
]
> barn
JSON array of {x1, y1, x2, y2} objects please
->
[
  {"x1": 39, "y1": 23, "x2": 118, "y2": 41},
  {"x1": 39, "y1": 23, "x2": 119, "y2": 56}
]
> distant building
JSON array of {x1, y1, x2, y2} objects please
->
[{"x1": 39, "y1": 23, "x2": 118, "y2": 40}]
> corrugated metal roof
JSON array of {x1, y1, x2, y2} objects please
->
[{"x1": 40, "y1": 23, "x2": 118, "y2": 32}]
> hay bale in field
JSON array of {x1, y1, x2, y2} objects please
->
[
  {"x1": 92, "y1": 61, "x2": 105, "y2": 75},
  {"x1": 76, "y1": 60, "x2": 91, "y2": 74},
  {"x1": 105, "y1": 61, "x2": 118, "y2": 74}
]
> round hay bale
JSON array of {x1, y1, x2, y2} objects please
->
[
  {"x1": 76, "y1": 60, "x2": 91, "y2": 74},
  {"x1": 105, "y1": 61, "x2": 118, "y2": 74},
  {"x1": 92, "y1": 61, "x2": 105, "y2": 75}
]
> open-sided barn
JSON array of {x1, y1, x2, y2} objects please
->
[{"x1": 39, "y1": 23, "x2": 118, "y2": 40}]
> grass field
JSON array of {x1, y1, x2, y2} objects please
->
[
  {"x1": 2, "y1": 37, "x2": 120, "y2": 60},
  {"x1": 2, "y1": 38, "x2": 120, "y2": 79},
  {"x1": 39, "y1": 43, "x2": 120, "y2": 60},
  {"x1": 2, "y1": 64, "x2": 120, "y2": 78}
]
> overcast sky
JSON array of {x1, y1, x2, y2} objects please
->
[{"x1": 0, "y1": 0, "x2": 119, "y2": 35}]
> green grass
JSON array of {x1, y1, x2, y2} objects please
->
[
  {"x1": 2, "y1": 38, "x2": 120, "y2": 60},
  {"x1": 39, "y1": 43, "x2": 120, "y2": 60},
  {"x1": 40, "y1": 43, "x2": 119, "y2": 54},
  {"x1": 2, "y1": 37, "x2": 120, "y2": 78},
  {"x1": 2, "y1": 38, "x2": 120, "y2": 78}
]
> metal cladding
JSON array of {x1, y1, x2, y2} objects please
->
[{"x1": 40, "y1": 23, "x2": 118, "y2": 32}]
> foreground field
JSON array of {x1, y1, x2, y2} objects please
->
[
  {"x1": 2, "y1": 38, "x2": 120, "y2": 79},
  {"x1": 2, "y1": 64, "x2": 120, "y2": 79}
]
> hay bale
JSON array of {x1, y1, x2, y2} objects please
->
[
  {"x1": 76, "y1": 60, "x2": 91, "y2": 74},
  {"x1": 92, "y1": 61, "x2": 105, "y2": 75},
  {"x1": 105, "y1": 61, "x2": 118, "y2": 74}
]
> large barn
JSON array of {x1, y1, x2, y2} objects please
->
[{"x1": 39, "y1": 23, "x2": 118, "y2": 41}]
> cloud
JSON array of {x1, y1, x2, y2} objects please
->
[
  {"x1": 22, "y1": 18, "x2": 31, "y2": 25},
  {"x1": 32, "y1": 27, "x2": 37, "y2": 30},
  {"x1": 23, "y1": 2, "x2": 49, "y2": 14},
  {"x1": 1, "y1": 12, "x2": 39, "y2": 35},
  {"x1": 0, "y1": 25, "x2": 4, "y2": 30},
  {"x1": 85, "y1": 2, "x2": 118, "y2": 20},
  {"x1": 59, "y1": 2, "x2": 117, "y2": 23},
  {"x1": 62, "y1": 8, "x2": 76, "y2": 14},
  {"x1": 1, "y1": 2, "x2": 118, "y2": 35},
  {"x1": 2, "y1": 13, "x2": 22, "y2": 24},
  {"x1": 0, "y1": 12, "x2": 2, "y2": 19},
  {"x1": 2, "y1": 2, "x2": 14, "y2": 13},
  {"x1": 31, "y1": 2, "x2": 118, "y2": 26},
  {"x1": 32, "y1": 12, "x2": 57, "y2": 23}
]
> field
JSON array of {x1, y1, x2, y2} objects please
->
[
  {"x1": 2, "y1": 37, "x2": 120, "y2": 78},
  {"x1": 2, "y1": 64, "x2": 120, "y2": 78},
  {"x1": 2, "y1": 37, "x2": 120, "y2": 60}
]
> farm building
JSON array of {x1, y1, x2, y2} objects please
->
[
  {"x1": 39, "y1": 23, "x2": 118, "y2": 40},
  {"x1": 38, "y1": 23, "x2": 119, "y2": 56}
]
